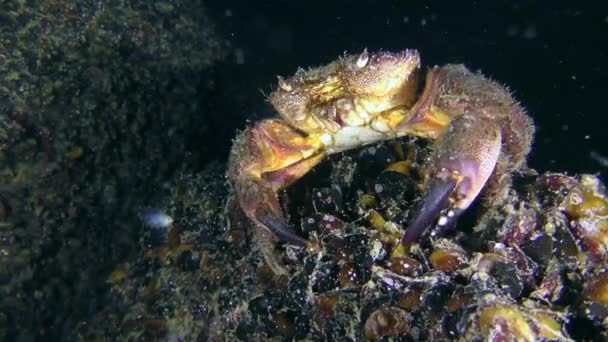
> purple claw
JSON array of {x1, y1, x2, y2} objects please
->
[
  {"x1": 400, "y1": 114, "x2": 503, "y2": 248},
  {"x1": 401, "y1": 177, "x2": 458, "y2": 246},
  {"x1": 258, "y1": 214, "x2": 308, "y2": 247}
]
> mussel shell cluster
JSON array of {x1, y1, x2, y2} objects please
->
[{"x1": 236, "y1": 138, "x2": 608, "y2": 340}]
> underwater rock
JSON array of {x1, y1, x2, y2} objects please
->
[
  {"x1": 213, "y1": 138, "x2": 607, "y2": 340},
  {"x1": 0, "y1": 1, "x2": 225, "y2": 339},
  {"x1": 75, "y1": 141, "x2": 608, "y2": 340}
]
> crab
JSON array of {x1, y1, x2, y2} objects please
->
[{"x1": 227, "y1": 49, "x2": 534, "y2": 272}]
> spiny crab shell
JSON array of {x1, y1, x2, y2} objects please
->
[{"x1": 227, "y1": 49, "x2": 534, "y2": 275}]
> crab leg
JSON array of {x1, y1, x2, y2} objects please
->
[
  {"x1": 228, "y1": 119, "x2": 326, "y2": 247},
  {"x1": 401, "y1": 112, "x2": 502, "y2": 246}
]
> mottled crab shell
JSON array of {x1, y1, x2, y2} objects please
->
[{"x1": 269, "y1": 49, "x2": 421, "y2": 138}]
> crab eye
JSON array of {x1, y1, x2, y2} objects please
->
[{"x1": 356, "y1": 49, "x2": 370, "y2": 68}]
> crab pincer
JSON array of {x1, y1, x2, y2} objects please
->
[
  {"x1": 399, "y1": 65, "x2": 534, "y2": 247},
  {"x1": 401, "y1": 114, "x2": 502, "y2": 246},
  {"x1": 228, "y1": 119, "x2": 326, "y2": 247}
]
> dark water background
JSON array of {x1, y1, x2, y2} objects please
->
[{"x1": 206, "y1": 0, "x2": 607, "y2": 180}]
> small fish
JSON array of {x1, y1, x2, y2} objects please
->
[{"x1": 140, "y1": 209, "x2": 174, "y2": 229}]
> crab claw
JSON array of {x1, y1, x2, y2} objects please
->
[
  {"x1": 238, "y1": 176, "x2": 308, "y2": 247},
  {"x1": 401, "y1": 113, "x2": 502, "y2": 246},
  {"x1": 401, "y1": 177, "x2": 458, "y2": 245},
  {"x1": 228, "y1": 119, "x2": 326, "y2": 248}
]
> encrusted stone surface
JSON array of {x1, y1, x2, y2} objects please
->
[{"x1": 0, "y1": 1, "x2": 224, "y2": 339}]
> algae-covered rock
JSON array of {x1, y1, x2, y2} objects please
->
[
  {"x1": 0, "y1": 0, "x2": 225, "y2": 339},
  {"x1": 82, "y1": 136, "x2": 608, "y2": 340}
]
